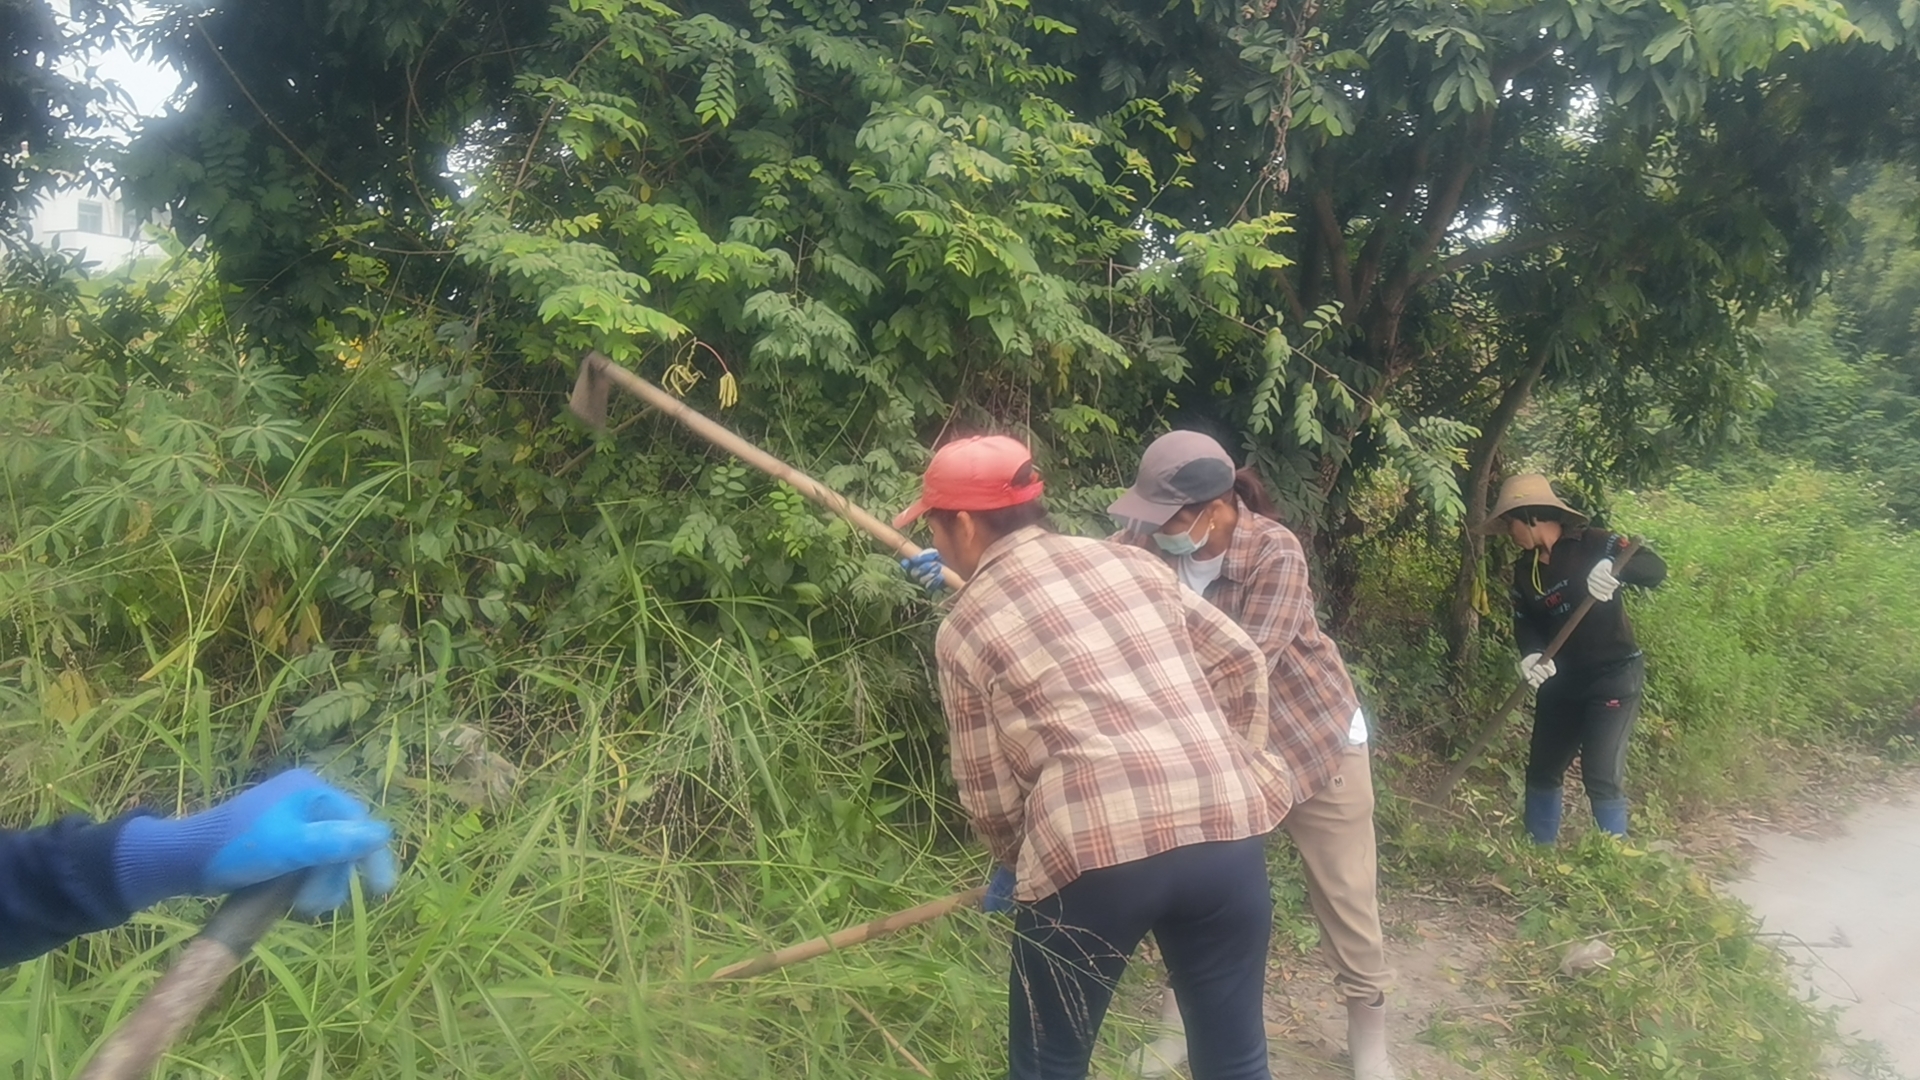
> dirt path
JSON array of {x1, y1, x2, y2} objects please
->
[
  {"x1": 1260, "y1": 895, "x2": 1507, "y2": 1078},
  {"x1": 1729, "y1": 780, "x2": 1920, "y2": 1079},
  {"x1": 1102, "y1": 890, "x2": 1510, "y2": 1079}
]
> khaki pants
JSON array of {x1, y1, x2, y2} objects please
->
[{"x1": 1282, "y1": 743, "x2": 1391, "y2": 1002}]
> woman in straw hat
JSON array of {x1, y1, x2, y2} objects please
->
[{"x1": 1479, "y1": 474, "x2": 1667, "y2": 843}]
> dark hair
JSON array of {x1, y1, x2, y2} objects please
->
[
  {"x1": 1509, "y1": 506, "x2": 1575, "y2": 527},
  {"x1": 925, "y1": 499, "x2": 1053, "y2": 540},
  {"x1": 1183, "y1": 467, "x2": 1282, "y2": 523}
]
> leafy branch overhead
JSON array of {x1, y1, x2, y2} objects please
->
[{"x1": 91, "y1": 0, "x2": 1920, "y2": 592}]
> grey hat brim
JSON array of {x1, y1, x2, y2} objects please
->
[{"x1": 1108, "y1": 488, "x2": 1186, "y2": 528}]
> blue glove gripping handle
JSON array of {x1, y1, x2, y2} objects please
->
[
  {"x1": 983, "y1": 865, "x2": 1017, "y2": 914},
  {"x1": 115, "y1": 770, "x2": 395, "y2": 916},
  {"x1": 900, "y1": 550, "x2": 946, "y2": 593}
]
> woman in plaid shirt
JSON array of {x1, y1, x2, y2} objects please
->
[
  {"x1": 1112, "y1": 431, "x2": 1396, "y2": 1080},
  {"x1": 895, "y1": 435, "x2": 1294, "y2": 1080}
]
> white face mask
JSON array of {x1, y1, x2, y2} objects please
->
[{"x1": 1153, "y1": 512, "x2": 1213, "y2": 557}]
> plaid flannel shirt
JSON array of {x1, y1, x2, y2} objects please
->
[
  {"x1": 935, "y1": 527, "x2": 1295, "y2": 902},
  {"x1": 1119, "y1": 505, "x2": 1359, "y2": 802}
]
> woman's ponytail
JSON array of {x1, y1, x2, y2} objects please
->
[{"x1": 1232, "y1": 467, "x2": 1282, "y2": 522}]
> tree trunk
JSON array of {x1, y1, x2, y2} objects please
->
[{"x1": 1444, "y1": 345, "x2": 1554, "y2": 681}]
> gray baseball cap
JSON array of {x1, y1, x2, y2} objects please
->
[{"x1": 1110, "y1": 430, "x2": 1237, "y2": 527}]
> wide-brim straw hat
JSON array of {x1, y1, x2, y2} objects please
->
[{"x1": 1476, "y1": 473, "x2": 1589, "y2": 534}]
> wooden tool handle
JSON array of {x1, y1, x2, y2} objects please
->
[
  {"x1": 79, "y1": 874, "x2": 305, "y2": 1080},
  {"x1": 579, "y1": 352, "x2": 968, "y2": 590},
  {"x1": 1426, "y1": 540, "x2": 1640, "y2": 805},
  {"x1": 712, "y1": 885, "x2": 990, "y2": 980}
]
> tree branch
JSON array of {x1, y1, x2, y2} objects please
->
[
  {"x1": 1444, "y1": 338, "x2": 1555, "y2": 674},
  {"x1": 1313, "y1": 187, "x2": 1356, "y2": 309},
  {"x1": 1466, "y1": 340, "x2": 1556, "y2": 528},
  {"x1": 1381, "y1": 108, "x2": 1496, "y2": 318},
  {"x1": 1425, "y1": 229, "x2": 1577, "y2": 282},
  {"x1": 1273, "y1": 264, "x2": 1308, "y2": 325},
  {"x1": 1354, "y1": 135, "x2": 1429, "y2": 303},
  {"x1": 191, "y1": 16, "x2": 353, "y2": 200},
  {"x1": 1492, "y1": 38, "x2": 1562, "y2": 84}
]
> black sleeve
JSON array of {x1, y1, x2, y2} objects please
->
[
  {"x1": 1592, "y1": 530, "x2": 1666, "y2": 590},
  {"x1": 0, "y1": 815, "x2": 138, "y2": 965},
  {"x1": 1618, "y1": 537, "x2": 1666, "y2": 589}
]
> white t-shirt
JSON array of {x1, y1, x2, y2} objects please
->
[
  {"x1": 1176, "y1": 552, "x2": 1226, "y2": 595},
  {"x1": 1348, "y1": 706, "x2": 1369, "y2": 746}
]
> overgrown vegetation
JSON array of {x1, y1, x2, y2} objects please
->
[
  {"x1": 8, "y1": 238, "x2": 1920, "y2": 1076},
  {"x1": 8, "y1": 0, "x2": 1920, "y2": 1075}
]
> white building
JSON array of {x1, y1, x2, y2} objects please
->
[{"x1": 20, "y1": 186, "x2": 162, "y2": 270}]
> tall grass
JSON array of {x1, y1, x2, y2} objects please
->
[
  {"x1": 0, "y1": 251, "x2": 1028, "y2": 1078},
  {"x1": 1621, "y1": 465, "x2": 1920, "y2": 810},
  {"x1": 0, "y1": 591, "x2": 1028, "y2": 1078}
]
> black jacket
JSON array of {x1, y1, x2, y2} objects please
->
[
  {"x1": 1, "y1": 815, "x2": 139, "y2": 964},
  {"x1": 1511, "y1": 528, "x2": 1667, "y2": 673}
]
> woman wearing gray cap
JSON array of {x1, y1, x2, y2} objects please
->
[
  {"x1": 1478, "y1": 474, "x2": 1666, "y2": 844},
  {"x1": 1111, "y1": 430, "x2": 1395, "y2": 1080}
]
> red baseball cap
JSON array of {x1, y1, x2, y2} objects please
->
[{"x1": 892, "y1": 436, "x2": 1045, "y2": 528}]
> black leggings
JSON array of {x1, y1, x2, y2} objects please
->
[
  {"x1": 1526, "y1": 654, "x2": 1645, "y2": 802},
  {"x1": 1008, "y1": 836, "x2": 1273, "y2": 1080}
]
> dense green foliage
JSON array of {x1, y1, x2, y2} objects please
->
[
  {"x1": 11, "y1": 0, "x2": 1920, "y2": 1074},
  {"x1": 111, "y1": 0, "x2": 1920, "y2": 555},
  {"x1": 0, "y1": 241, "x2": 998, "y2": 1077},
  {"x1": 1748, "y1": 168, "x2": 1920, "y2": 523},
  {"x1": 0, "y1": 0, "x2": 125, "y2": 215}
]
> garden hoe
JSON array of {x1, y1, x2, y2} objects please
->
[
  {"x1": 1422, "y1": 539, "x2": 1641, "y2": 808},
  {"x1": 710, "y1": 885, "x2": 989, "y2": 980},
  {"x1": 570, "y1": 350, "x2": 988, "y2": 974},
  {"x1": 569, "y1": 350, "x2": 966, "y2": 589},
  {"x1": 77, "y1": 873, "x2": 305, "y2": 1080}
]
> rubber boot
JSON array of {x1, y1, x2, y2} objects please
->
[
  {"x1": 1346, "y1": 995, "x2": 1398, "y2": 1080},
  {"x1": 1591, "y1": 797, "x2": 1629, "y2": 838},
  {"x1": 1120, "y1": 987, "x2": 1187, "y2": 1079},
  {"x1": 1524, "y1": 787, "x2": 1563, "y2": 845}
]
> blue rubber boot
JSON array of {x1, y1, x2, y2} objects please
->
[
  {"x1": 1523, "y1": 787, "x2": 1563, "y2": 845},
  {"x1": 1591, "y1": 798, "x2": 1629, "y2": 838}
]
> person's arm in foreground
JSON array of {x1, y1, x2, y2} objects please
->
[{"x1": 1, "y1": 769, "x2": 395, "y2": 966}]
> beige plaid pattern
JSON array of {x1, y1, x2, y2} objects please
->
[
  {"x1": 1119, "y1": 506, "x2": 1359, "y2": 802},
  {"x1": 936, "y1": 527, "x2": 1294, "y2": 902}
]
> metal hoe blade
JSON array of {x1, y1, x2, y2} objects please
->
[{"x1": 568, "y1": 352, "x2": 611, "y2": 430}]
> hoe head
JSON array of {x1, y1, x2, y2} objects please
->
[{"x1": 569, "y1": 351, "x2": 612, "y2": 430}]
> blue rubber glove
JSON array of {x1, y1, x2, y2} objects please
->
[
  {"x1": 113, "y1": 769, "x2": 397, "y2": 918},
  {"x1": 900, "y1": 549, "x2": 946, "y2": 593},
  {"x1": 983, "y1": 865, "x2": 1017, "y2": 914}
]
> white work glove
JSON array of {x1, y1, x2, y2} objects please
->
[
  {"x1": 1586, "y1": 559, "x2": 1621, "y2": 603},
  {"x1": 1520, "y1": 652, "x2": 1557, "y2": 689}
]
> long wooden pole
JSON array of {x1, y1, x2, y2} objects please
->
[
  {"x1": 1425, "y1": 540, "x2": 1640, "y2": 806},
  {"x1": 574, "y1": 352, "x2": 980, "y2": 978},
  {"x1": 572, "y1": 351, "x2": 967, "y2": 590},
  {"x1": 79, "y1": 874, "x2": 304, "y2": 1080},
  {"x1": 711, "y1": 886, "x2": 989, "y2": 980}
]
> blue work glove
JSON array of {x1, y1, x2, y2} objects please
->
[
  {"x1": 900, "y1": 549, "x2": 946, "y2": 593},
  {"x1": 113, "y1": 769, "x2": 397, "y2": 918},
  {"x1": 983, "y1": 865, "x2": 1017, "y2": 914}
]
